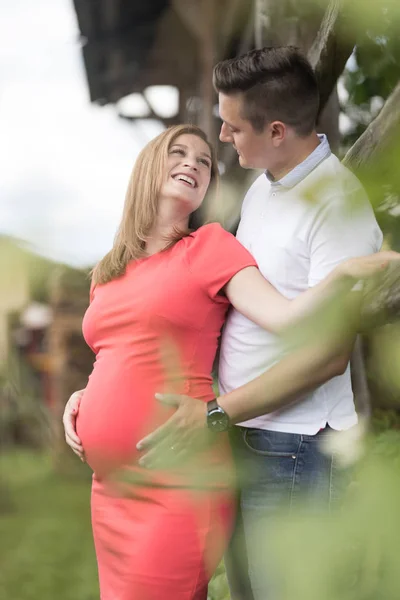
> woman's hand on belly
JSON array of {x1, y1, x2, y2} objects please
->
[
  {"x1": 75, "y1": 377, "x2": 176, "y2": 478},
  {"x1": 63, "y1": 389, "x2": 85, "y2": 460}
]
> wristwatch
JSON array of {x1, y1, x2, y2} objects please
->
[{"x1": 206, "y1": 399, "x2": 230, "y2": 432}]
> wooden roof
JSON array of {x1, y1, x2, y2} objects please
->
[
  {"x1": 73, "y1": 0, "x2": 202, "y2": 105},
  {"x1": 73, "y1": 0, "x2": 252, "y2": 107}
]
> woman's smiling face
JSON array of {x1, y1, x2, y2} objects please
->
[{"x1": 159, "y1": 133, "x2": 213, "y2": 214}]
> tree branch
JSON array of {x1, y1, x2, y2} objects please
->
[
  {"x1": 350, "y1": 336, "x2": 371, "y2": 421},
  {"x1": 343, "y1": 80, "x2": 400, "y2": 171},
  {"x1": 308, "y1": 0, "x2": 354, "y2": 115},
  {"x1": 344, "y1": 81, "x2": 400, "y2": 418}
]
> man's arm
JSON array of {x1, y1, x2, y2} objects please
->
[
  {"x1": 136, "y1": 317, "x2": 355, "y2": 468},
  {"x1": 136, "y1": 284, "x2": 362, "y2": 467},
  {"x1": 218, "y1": 320, "x2": 354, "y2": 424}
]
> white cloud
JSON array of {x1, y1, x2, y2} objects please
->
[{"x1": 0, "y1": 0, "x2": 161, "y2": 266}]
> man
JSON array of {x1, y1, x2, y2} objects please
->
[{"x1": 64, "y1": 47, "x2": 383, "y2": 599}]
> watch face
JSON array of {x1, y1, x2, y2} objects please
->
[{"x1": 208, "y1": 409, "x2": 229, "y2": 432}]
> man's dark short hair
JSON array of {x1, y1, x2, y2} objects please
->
[{"x1": 213, "y1": 46, "x2": 319, "y2": 136}]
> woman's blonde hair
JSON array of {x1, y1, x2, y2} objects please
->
[{"x1": 92, "y1": 124, "x2": 218, "y2": 285}]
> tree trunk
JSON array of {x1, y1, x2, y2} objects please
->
[
  {"x1": 317, "y1": 86, "x2": 340, "y2": 154},
  {"x1": 343, "y1": 81, "x2": 400, "y2": 172},
  {"x1": 308, "y1": 0, "x2": 354, "y2": 116}
]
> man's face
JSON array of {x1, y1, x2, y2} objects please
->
[{"x1": 218, "y1": 92, "x2": 273, "y2": 170}]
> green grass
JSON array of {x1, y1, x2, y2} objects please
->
[
  {"x1": 0, "y1": 451, "x2": 98, "y2": 600},
  {"x1": 2, "y1": 428, "x2": 400, "y2": 600},
  {"x1": 0, "y1": 450, "x2": 230, "y2": 600}
]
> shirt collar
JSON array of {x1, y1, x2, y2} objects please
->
[{"x1": 266, "y1": 134, "x2": 331, "y2": 190}]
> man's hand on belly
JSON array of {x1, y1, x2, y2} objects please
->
[{"x1": 136, "y1": 394, "x2": 212, "y2": 470}]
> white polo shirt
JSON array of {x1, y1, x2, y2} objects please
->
[{"x1": 218, "y1": 136, "x2": 383, "y2": 434}]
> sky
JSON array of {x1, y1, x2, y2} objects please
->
[{"x1": 0, "y1": 0, "x2": 165, "y2": 267}]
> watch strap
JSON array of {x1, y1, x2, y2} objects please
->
[{"x1": 207, "y1": 398, "x2": 218, "y2": 414}]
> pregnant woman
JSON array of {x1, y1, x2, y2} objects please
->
[
  {"x1": 73, "y1": 124, "x2": 391, "y2": 600},
  {"x1": 77, "y1": 125, "x2": 256, "y2": 600}
]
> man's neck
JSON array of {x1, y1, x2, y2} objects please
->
[{"x1": 269, "y1": 132, "x2": 320, "y2": 182}]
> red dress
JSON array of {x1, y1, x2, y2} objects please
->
[{"x1": 77, "y1": 223, "x2": 256, "y2": 600}]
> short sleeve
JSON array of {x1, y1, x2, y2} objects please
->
[
  {"x1": 307, "y1": 184, "x2": 383, "y2": 287},
  {"x1": 186, "y1": 223, "x2": 257, "y2": 299}
]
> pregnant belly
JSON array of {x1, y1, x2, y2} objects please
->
[{"x1": 76, "y1": 372, "x2": 174, "y2": 478}]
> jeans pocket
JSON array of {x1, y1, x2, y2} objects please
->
[{"x1": 242, "y1": 428, "x2": 299, "y2": 458}]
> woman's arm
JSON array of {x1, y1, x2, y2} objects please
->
[{"x1": 224, "y1": 253, "x2": 393, "y2": 334}]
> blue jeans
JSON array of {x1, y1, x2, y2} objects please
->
[{"x1": 225, "y1": 426, "x2": 352, "y2": 600}]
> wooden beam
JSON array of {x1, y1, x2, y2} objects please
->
[
  {"x1": 101, "y1": 0, "x2": 119, "y2": 32},
  {"x1": 171, "y1": 0, "x2": 205, "y2": 41},
  {"x1": 172, "y1": 0, "x2": 217, "y2": 139},
  {"x1": 199, "y1": 0, "x2": 217, "y2": 139},
  {"x1": 220, "y1": 0, "x2": 244, "y2": 46}
]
